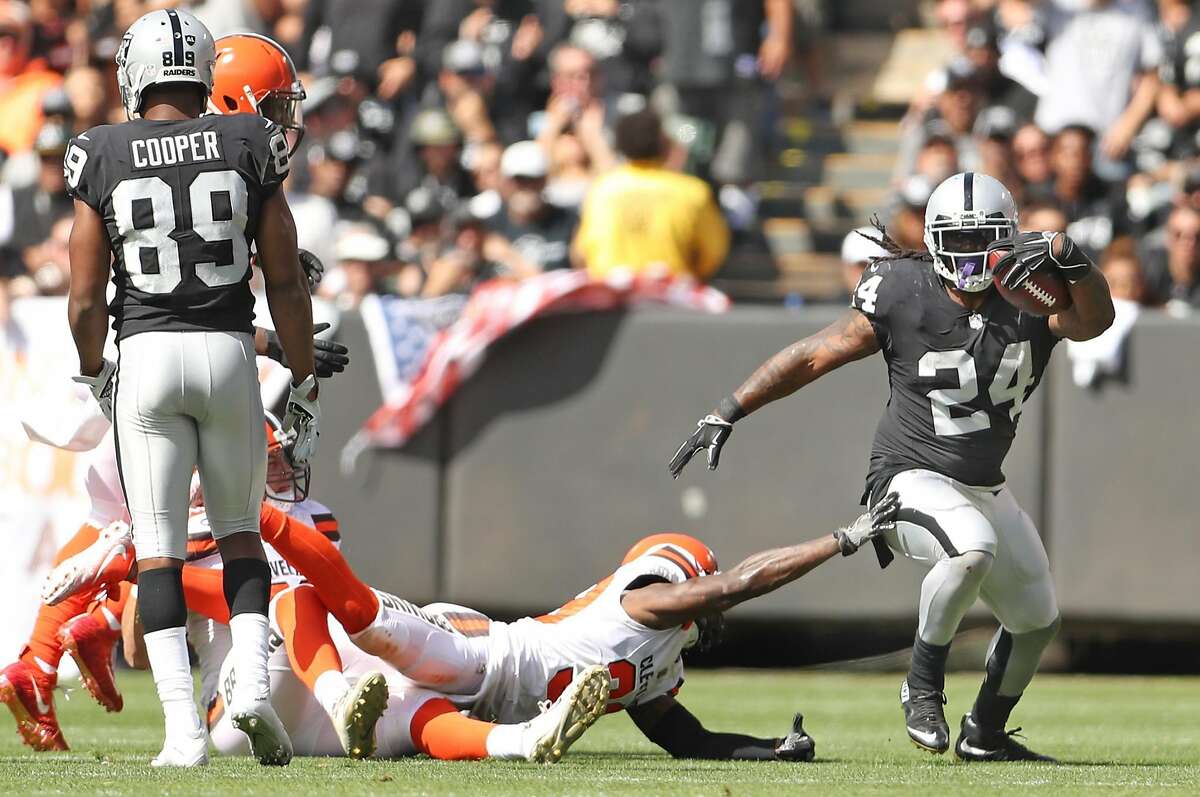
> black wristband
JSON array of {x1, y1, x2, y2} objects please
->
[{"x1": 717, "y1": 396, "x2": 746, "y2": 424}]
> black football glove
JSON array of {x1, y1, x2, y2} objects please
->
[
  {"x1": 833, "y1": 491, "x2": 900, "y2": 556},
  {"x1": 298, "y1": 248, "x2": 325, "y2": 290},
  {"x1": 264, "y1": 322, "x2": 350, "y2": 379},
  {"x1": 668, "y1": 397, "x2": 745, "y2": 478},
  {"x1": 774, "y1": 713, "x2": 816, "y2": 762},
  {"x1": 988, "y1": 232, "x2": 1093, "y2": 290}
]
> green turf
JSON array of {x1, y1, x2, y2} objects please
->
[{"x1": 1, "y1": 669, "x2": 1197, "y2": 796}]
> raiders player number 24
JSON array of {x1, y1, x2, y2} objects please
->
[{"x1": 669, "y1": 172, "x2": 1115, "y2": 763}]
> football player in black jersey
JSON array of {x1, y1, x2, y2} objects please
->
[
  {"x1": 670, "y1": 172, "x2": 1115, "y2": 762},
  {"x1": 65, "y1": 9, "x2": 317, "y2": 768}
]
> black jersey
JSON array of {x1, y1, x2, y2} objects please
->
[
  {"x1": 64, "y1": 113, "x2": 291, "y2": 341},
  {"x1": 850, "y1": 257, "x2": 1059, "y2": 491}
]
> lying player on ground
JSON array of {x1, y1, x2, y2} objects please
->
[
  {"x1": 199, "y1": 495, "x2": 898, "y2": 760},
  {"x1": 51, "y1": 428, "x2": 893, "y2": 760},
  {"x1": 670, "y1": 171, "x2": 1115, "y2": 762},
  {"x1": 123, "y1": 583, "x2": 613, "y2": 763},
  {"x1": 46, "y1": 419, "x2": 614, "y2": 763}
]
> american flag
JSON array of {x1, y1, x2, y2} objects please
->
[{"x1": 345, "y1": 271, "x2": 729, "y2": 467}]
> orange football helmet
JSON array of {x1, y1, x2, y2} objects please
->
[
  {"x1": 264, "y1": 410, "x2": 310, "y2": 505},
  {"x1": 210, "y1": 32, "x2": 305, "y2": 150},
  {"x1": 622, "y1": 533, "x2": 719, "y2": 579}
]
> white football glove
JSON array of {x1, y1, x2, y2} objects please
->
[
  {"x1": 833, "y1": 491, "x2": 900, "y2": 556},
  {"x1": 72, "y1": 358, "x2": 117, "y2": 422},
  {"x1": 283, "y1": 374, "x2": 320, "y2": 465}
]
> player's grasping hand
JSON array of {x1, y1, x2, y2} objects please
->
[
  {"x1": 262, "y1": 322, "x2": 349, "y2": 378},
  {"x1": 667, "y1": 397, "x2": 745, "y2": 478},
  {"x1": 986, "y1": 231, "x2": 1092, "y2": 290},
  {"x1": 833, "y1": 492, "x2": 900, "y2": 556}
]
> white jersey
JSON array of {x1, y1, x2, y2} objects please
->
[{"x1": 469, "y1": 554, "x2": 691, "y2": 724}]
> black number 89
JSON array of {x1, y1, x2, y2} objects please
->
[{"x1": 161, "y1": 51, "x2": 196, "y2": 67}]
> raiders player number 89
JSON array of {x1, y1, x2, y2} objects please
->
[
  {"x1": 669, "y1": 172, "x2": 1115, "y2": 762},
  {"x1": 64, "y1": 8, "x2": 318, "y2": 768}
]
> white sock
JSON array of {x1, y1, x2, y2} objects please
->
[
  {"x1": 228, "y1": 613, "x2": 271, "y2": 705},
  {"x1": 484, "y1": 722, "x2": 529, "y2": 760},
  {"x1": 144, "y1": 627, "x2": 201, "y2": 738},
  {"x1": 313, "y1": 670, "x2": 351, "y2": 721}
]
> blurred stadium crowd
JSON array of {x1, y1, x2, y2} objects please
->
[
  {"x1": 1, "y1": 0, "x2": 1199, "y2": 323},
  {"x1": 0, "y1": 0, "x2": 803, "y2": 319},
  {"x1": 861, "y1": 0, "x2": 1200, "y2": 317}
]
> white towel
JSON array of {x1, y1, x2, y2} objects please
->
[{"x1": 1066, "y1": 298, "x2": 1140, "y2": 387}]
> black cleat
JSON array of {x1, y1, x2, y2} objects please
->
[
  {"x1": 954, "y1": 713, "x2": 1057, "y2": 763},
  {"x1": 775, "y1": 713, "x2": 815, "y2": 762},
  {"x1": 901, "y1": 680, "x2": 949, "y2": 753}
]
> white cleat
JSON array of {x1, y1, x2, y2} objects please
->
[
  {"x1": 522, "y1": 664, "x2": 610, "y2": 764},
  {"x1": 230, "y1": 699, "x2": 293, "y2": 766},
  {"x1": 42, "y1": 520, "x2": 133, "y2": 606},
  {"x1": 333, "y1": 671, "x2": 389, "y2": 759},
  {"x1": 150, "y1": 729, "x2": 209, "y2": 768}
]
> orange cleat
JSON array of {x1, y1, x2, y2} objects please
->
[
  {"x1": 59, "y1": 614, "x2": 123, "y2": 713},
  {"x1": 0, "y1": 660, "x2": 67, "y2": 751},
  {"x1": 41, "y1": 520, "x2": 134, "y2": 606}
]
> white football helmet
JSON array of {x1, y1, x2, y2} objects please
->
[
  {"x1": 115, "y1": 8, "x2": 216, "y2": 119},
  {"x1": 924, "y1": 172, "x2": 1017, "y2": 292}
]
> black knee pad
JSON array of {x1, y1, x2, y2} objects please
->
[
  {"x1": 222, "y1": 557, "x2": 271, "y2": 618},
  {"x1": 138, "y1": 567, "x2": 188, "y2": 633}
]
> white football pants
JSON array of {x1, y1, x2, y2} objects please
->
[
  {"x1": 114, "y1": 331, "x2": 266, "y2": 560},
  {"x1": 881, "y1": 469, "x2": 1059, "y2": 634},
  {"x1": 352, "y1": 591, "x2": 491, "y2": 696}
]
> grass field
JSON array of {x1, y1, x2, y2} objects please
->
[{"x1": 2, "y1": 669, "x2": 1197, "y2": 796}]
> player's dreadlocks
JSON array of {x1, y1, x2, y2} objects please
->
[{"x1": 858, "y1": 215, "x2": 933, "y2": 265}]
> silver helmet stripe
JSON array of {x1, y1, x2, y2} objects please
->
[{"x1": 963, "y1": 171, "x2": 973, "y2": 211}]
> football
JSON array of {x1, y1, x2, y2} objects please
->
[{"x1": 988, "y1": 248, "x2": 1073, "y2": 316}]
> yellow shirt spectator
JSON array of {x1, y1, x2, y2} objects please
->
[{"x1": 573, "y1": 159, "x2": 730, "y2": 281}]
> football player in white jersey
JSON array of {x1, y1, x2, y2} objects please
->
[{"x1": 227, "y1": 490, "x2": 900, "y2": 760}]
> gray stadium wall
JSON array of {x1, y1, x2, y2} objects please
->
[{"x1": 316, "y1": 307, "x2": 1197, "y2": 628}]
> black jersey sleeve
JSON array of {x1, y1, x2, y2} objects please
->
[
  {"x1": 235, "y1": 115, "x2": 291, "y2": 197},
  {"x1": 849, "y1": 258, "x2": 913, "y2": 353},
  {"x1": 63, "y1": 127, "x2": 111, "y2": 211}
]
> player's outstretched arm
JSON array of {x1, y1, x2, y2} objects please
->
[
  {"x1": 622, "y1": 495, "x2": 899, "y2": 629},
  {"x1": 628, "y1": 695, "x2": 813, "y2": 761},
  {"x1": 668, "y1": 310, "x2": 879, "y2": 477}
]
